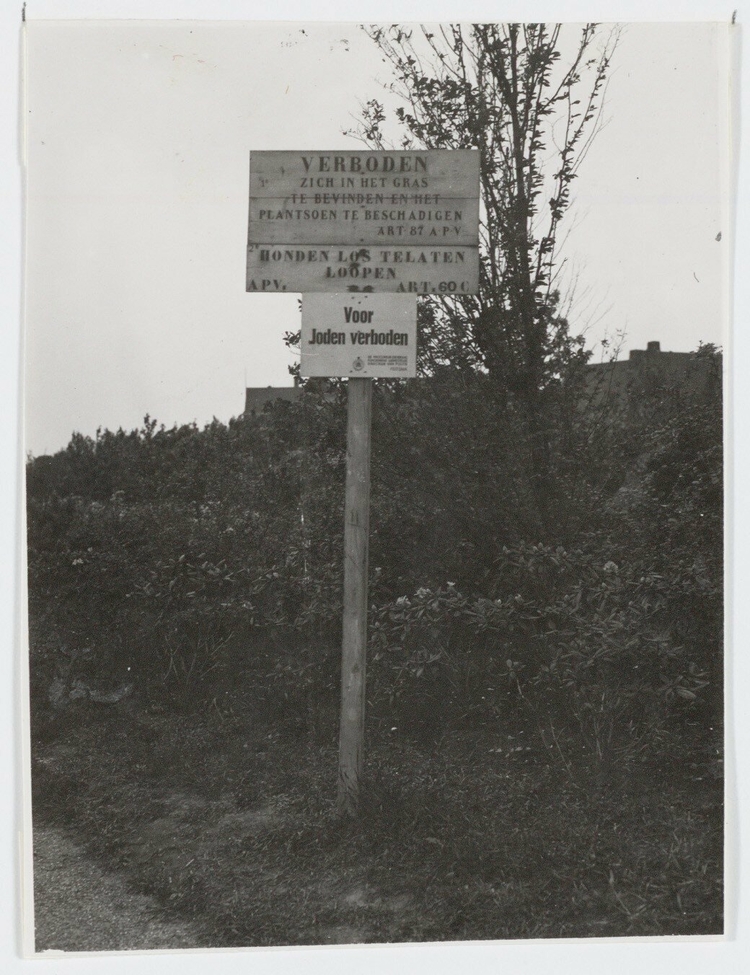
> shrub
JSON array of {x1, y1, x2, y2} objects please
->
[{"x1": 368, "y1": 542, "x2": 717, "y2": 768}]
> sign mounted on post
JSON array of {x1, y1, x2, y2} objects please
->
[
  {"x1": 247, "y1": 149, "x2": 480, "y2": 294},
  {"x1": 301, "y1": 294, "x2": 417, "y2": 378},
  {"x1": 245, "y1": 146, "x2": 481, "y2": 814}
]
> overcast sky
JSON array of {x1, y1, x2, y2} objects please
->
[{"x1": 23, "y1": 18, "x2": 730, "y2": 455}]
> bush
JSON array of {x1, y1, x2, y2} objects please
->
[
  {"x1": 26, "y1": 347, "x2": 722, "y2": 765},
  {"x1": 368, "y1": 541, "x2": 717, "y2": 769}
]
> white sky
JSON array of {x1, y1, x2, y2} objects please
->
[{"x1": 22, "y1": 17, "x2": 730, "y2": 456}]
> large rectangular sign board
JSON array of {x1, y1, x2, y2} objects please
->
[
  {"x1": 247, "y1": 149, "x2": 480, "y2": 295},
  {"x1": 301, "y1": 294, "x2": 417, "y2": 378}
]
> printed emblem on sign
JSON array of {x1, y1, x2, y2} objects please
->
[{"x1": 352, "y1": 357, "x2": 364, "y2": 371}]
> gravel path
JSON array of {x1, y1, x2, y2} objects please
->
[{"x1": 32, "y1": 823, "x2": 206, "y2": 953}]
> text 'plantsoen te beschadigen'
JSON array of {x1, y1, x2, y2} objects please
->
[{"x1": 247, "y1": 150, "x2": 480, "y2": 294}]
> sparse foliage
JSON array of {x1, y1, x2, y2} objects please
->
[{"x1": 355, "y1": 24, "x2": 618, "y2": 385}]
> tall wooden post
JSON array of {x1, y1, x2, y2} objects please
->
[{"x1": 338, "y1": 376, "x2": 373, "y2": 816}]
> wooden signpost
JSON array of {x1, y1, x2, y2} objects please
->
[
  {"x1": 247, "y1": 149, "x2": 480, "y2": 814},
  {"x1": 247, "y1": 149, "x2": 480, "y2": 295},
  {"x1": 301, "y1": 293, "x2": 416, "y2": 814},
  {"x1": 338, "y1": 375, "x2": 372, "y2": 814}
]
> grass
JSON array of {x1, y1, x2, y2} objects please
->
[{"x1": 30, "y1": 682, "x2": 723, "y2": 947}]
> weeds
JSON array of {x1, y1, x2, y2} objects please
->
[{"x1": 31, "y1": 685, "x2": 723, "y2": 946}]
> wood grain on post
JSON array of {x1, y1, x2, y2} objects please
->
[{"x1": 338, "y1": 377, "x2": 373, "y2": 816}]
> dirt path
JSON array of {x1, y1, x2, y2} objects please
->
[{"x1": 32, "y1": 823, "x2": 207, "y2": 953}]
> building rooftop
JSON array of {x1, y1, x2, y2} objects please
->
[
  {"x1": 244, "y1": 385, "x2": 302, "y2": 416},
  {"x1": 583, "y1": 341, "x2": 720, "y2": 407}
]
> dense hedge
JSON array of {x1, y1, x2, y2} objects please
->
[{"x1": 26, "y1": 352, "x2": 723, "y2": 765}]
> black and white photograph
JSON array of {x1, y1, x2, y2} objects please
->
[{"x1": 8, "y1": 0, "x2": 746, "y2": 967}]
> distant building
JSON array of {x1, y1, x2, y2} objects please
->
[
  {"x1": 244, "y1": 384, "x2": 303, "y2": 417},
  {"x1": 582, "y1": 342, "x2": 722, "y2": 514},
  {"x1": 243, "y1": 343, "x2": 719, "y2": 418},
  {"x1": 583, "y1": 341, "x2": 720, "y2": 408},
  {"x1": 243, "y1": 379, "x2": 338, "y2": 417}
]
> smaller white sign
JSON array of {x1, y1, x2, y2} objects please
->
[{"x1": 301, "y1": 294, "x2": 418, "y2": 378}]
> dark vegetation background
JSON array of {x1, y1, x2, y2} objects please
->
[{"x1": 26, "y1": 345, "x2": 724, "y2": 945}]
